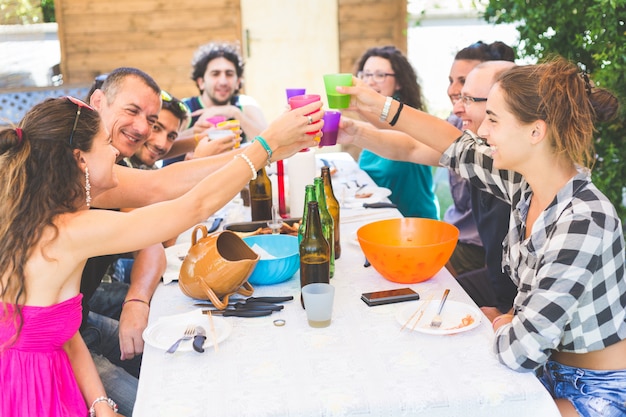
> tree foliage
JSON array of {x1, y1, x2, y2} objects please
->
[{"x1": 482, "y1": 0, "x2": 626, "y2": 222}]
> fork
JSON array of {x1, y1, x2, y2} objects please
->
[
  {"x1": 165, "y1": 325, "x2": 195, "y2": 354},
  {"x1": 429, "y1": 289, "x2": 450, "y2": 328}
]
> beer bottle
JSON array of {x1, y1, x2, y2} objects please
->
[
  {"x1": 299, "y1": 200, "x2": 330, "y2": 307},
  {"x1": 314, "y1": 177, "x2": 335, "y2": 278},
  {"x1": 321, "y1": 166, "x2": 341, "y2": 260},
  {"x1": 249, "y1": 167, "x2": 272, "y2": 221},
  {"x1": 298, "y1": 184, "x2": 316, "y2": 244}
]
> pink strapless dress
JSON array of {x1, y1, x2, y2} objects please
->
[{"x1": 0, "y1": 294, "x2": 88, "y2": 417}]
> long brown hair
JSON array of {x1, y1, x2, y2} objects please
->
[
  {"x1": 0, "y1": 97, "x2": 100, "y2": 344},
  {"x1": 497, "y1": 57, "x2": 619, "y2": 169}
]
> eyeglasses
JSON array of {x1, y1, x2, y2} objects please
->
[
  {"x1": 161, "y1": 90, "x2": 190, "y2": 115},
  {"x1": 357, "y1": 71, "x2": 395, "y2": 83},
  {"x1": 460, "y1": 95, "x2": 488, "y2": 106},
  {"x1": 65, "y1": 96, "x2": 95, "y2": 147}
]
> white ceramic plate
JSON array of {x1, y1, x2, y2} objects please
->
[
  {"x1": 143, "y1": 315, "x2": 232, "y2": 352},
  {"x1": 395, "y1": 300, "x2": 482, "y2": 335},
  {"x1": 163, "y1": 243, "x2": 191, "y2": 284}
]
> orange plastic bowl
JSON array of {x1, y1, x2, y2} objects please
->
[{"x1": 357, "y1": 218, "x2": 459, "y2": 284}]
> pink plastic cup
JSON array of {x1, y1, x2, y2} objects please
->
[
  {"x1": 288, "y1": 94, "x2": 322, "y2": 137},
  {"x1": 320, "y1": 110, "x2": 341, "y2": 147},
  {"x1": 206, "y1": 116, "x2": 227, "y2": 126}
]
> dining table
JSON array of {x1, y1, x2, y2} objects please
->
[{"x1": 133, "y1": 152, "x2": 560, "y2": 417}]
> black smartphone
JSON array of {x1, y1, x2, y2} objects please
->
[{"x1": 361, "y1": 288, "x2": 420, "y2": 307}]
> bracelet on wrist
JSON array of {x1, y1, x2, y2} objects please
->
[
  {"x1": 491, "y1": 314, "x2": 514, "y2": 328},
  {"x1": 235, "y1": 153, "x2": 257, "y2": 180},
  {"x1": 89, "y1": 396, "x2": 118, "y2": 417},
  {"x1": 253, "y1": 135, "x2": 272, "y2": 166},
  {"x1": 379, "y1": 96, "x2": 393, "y2": 122},
  {"x1": 122, "y1": 298, "x2": 150, "y2": 308},
  {"x1": 389, "y1": 101, "x2": 404, "y2": 126}
]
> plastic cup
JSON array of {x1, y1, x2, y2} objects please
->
[
  {"x1": 302, "y1": 283, "x2": 335, "y2": 328},
  {"x1": 320, "y1": 110, "x2": 341, "y2": 147},
  {"x1": 217, "y1": 119, "x2": 241, "y2": 148},
  {"x1": 288, "y1": 94, "x2": 321, "y2": 138},
  {"x1": 286, "y1": 88, "x2": 306, "y2": 101},
  {"x1": 207, "y1": 116, "x2": 227, "y2": 126},
  {"x1": 323, "y1": 73, "x2": 353, "y2": 109},
  {"x1": 208, "y1": 129, "x2": 234, "y2": 141}
]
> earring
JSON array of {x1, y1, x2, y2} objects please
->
[{"x1": 85, "y1": 166, "x2": 92, "y2": 208}]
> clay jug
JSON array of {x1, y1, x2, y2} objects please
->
[{"x1": 178, "y1": 225, "x2": 259, "y2": 309}]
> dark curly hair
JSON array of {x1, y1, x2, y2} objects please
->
[{"x1": 354, "y1": 45, "x2": 426, "y2": 111}]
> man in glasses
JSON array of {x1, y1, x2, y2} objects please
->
[{"x1": 162, "y1": 41, "x2": 267, "y2": 165}]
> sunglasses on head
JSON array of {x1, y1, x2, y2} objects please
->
[
  {"x1": 64, "y1": 96, "x2": 95, "y2": 147},
  {"x1": 160, "y1": 90, "x2": 190, "y2": 115}
]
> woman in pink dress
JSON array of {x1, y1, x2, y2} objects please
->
[{"x1": 0, "y1": 96, "x2": 321, "y2": 416}]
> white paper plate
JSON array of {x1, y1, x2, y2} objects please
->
[
  {"x1": 143, "y1": 315, "x2": 232, "y2": 352},
  {"x1": 395, "y1": 300, "x2": 482, "y2": 335}
]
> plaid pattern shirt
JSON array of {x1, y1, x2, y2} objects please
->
[{"x1": 441, "y1": 131, "x2": 626, "y2": 371}]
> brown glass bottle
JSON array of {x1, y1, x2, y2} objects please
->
[
  {"x1": 249, "y1": 167, "x2": 272, "y2": 221},
  {"x1": 314, "y1": 177, "x2": 334, "y2": 278},
  {"x1": 299, "y1": 201, "x2": 330, "y2": 307},
  {"x1": 321, "y1": 166, "x2": 341, "y2": 260}
]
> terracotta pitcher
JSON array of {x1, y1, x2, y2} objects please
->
[{"x1": 178, "y1": 225, "x2": 259, "y2": 309}]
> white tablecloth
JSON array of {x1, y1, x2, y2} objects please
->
[{"x1": 133, "y1": 153, "x2": 559, "y2": 417}]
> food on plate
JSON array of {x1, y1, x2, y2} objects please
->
[
  {"x1": 355, "y1": 192, "x2": 373, "y2": 199},
  {"x1": 445, "y1": 314, "x2": 475, "y2": 330}
]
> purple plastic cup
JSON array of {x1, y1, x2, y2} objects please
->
[
  {"x1": 320, "y1": 110, "x2": 341, "y2": 147},
  {"x1": 286, "y1": 88, "x2": 306, "y2": 101}
]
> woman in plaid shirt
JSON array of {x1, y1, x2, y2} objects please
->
[{"x1": 338, "y1": 57, "x2": 625, "y2": 417}]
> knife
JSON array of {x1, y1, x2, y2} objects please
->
[
  {"x1": 363, "y1": 202, "x2": 397, "y2": 209},
  {"x1": 194, "y1": 296, "x2": 293, "y2": 307},
  {"x1": 202, "y1": 309, "x2": 274, "y2": 317},
  {"x1": 233, "y1": 301, "x2": 284, "y2": 311},
  {"x1": 192, "y1": 326, "x2": 206, "y2": 353}
]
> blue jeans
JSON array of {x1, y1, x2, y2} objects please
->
[
  {"x1": 81, "y1": 312, "x2": 141, "y2": 417},
  {"x1": 539, "y1": 360, "x2": 626, "y2": 417}
]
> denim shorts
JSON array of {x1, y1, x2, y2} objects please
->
[{"x1": 539, "y1": 360, "x2": 626, "y2": 417}]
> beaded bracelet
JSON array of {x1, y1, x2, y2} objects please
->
[
  {"x1": 253, "y1": 135, "x2": 272, "y2": 166},
  {"x1": 122, "y1": 298, "x2": 150, "y2": 308},
  {"x1": 389, "y1": 101, "x2": 404, "y2": 126},
  {"x1": 235, "y1": 153, "x2": 257, "y2": 180},
  {"x1": 379, "y1": 96, "x2": 393, "y2": 122},
  {"x1": 89, "y1": 396, "x2": 118, "y2": 417}
]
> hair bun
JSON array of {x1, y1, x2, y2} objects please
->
[{"x1": 590, "y1": 89, "x2": 620, "y2": 123}]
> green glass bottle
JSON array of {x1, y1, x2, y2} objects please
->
[
  {"x1": 321, "y1": 166, "x2": 341, "y2": 260},
  {"x1": 314, "y1": 177, "x2": 335, "y2": 278},
  {"x1": 297, "y1": 184, "x2": 317, "y2": 244},
  {"x1": 299, "y1": 200, "x2": 330, "y2": 308}
]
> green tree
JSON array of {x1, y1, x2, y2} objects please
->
[{"x1": 482, "y1": 0, "x2": 626, "y2": 222}]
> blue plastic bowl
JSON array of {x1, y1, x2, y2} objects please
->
[{"x1": 242, "y1": 235, "x2": 300, "y2": 285}]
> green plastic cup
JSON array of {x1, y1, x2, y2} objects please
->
[{"x1": 323, "y1": 73, "x2": 353, "y2": 109}]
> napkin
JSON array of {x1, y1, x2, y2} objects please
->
[
  {"x1": 156, "y1": 308, "x2": 204, "y2": 325},
  {"x1": 341, "y1": 208, "x2": 400, "y2": 224},
  {"x1": 250, "y1": 243, "x2": 277, "y2": 260}
]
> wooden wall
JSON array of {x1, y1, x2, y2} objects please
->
[
  {"x1": 54, "y1": 0, "x2": 406, "y2": 99},
  {"x1": 53, "y1": 0, "x2": 242, "y2": 99},
  {"x1": 338, "y1": 0, "x2": 408, "y2": 73}
]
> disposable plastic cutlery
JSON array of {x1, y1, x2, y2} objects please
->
[
  {"x1": 429, "y1": 289, "x2": 450, "y2": 328},
  {"x1": 165, "y1": 325, "x2": 195, "y2": 354}
]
